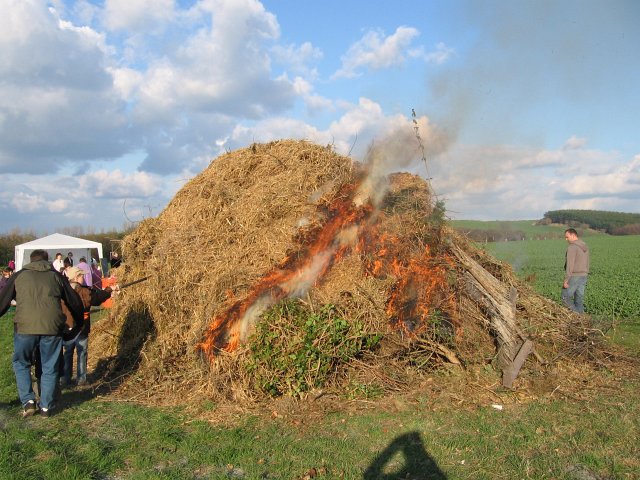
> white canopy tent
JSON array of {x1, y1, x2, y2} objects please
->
[{"x1": 14, "y1": 233, "x2": 104, "y2": 271}]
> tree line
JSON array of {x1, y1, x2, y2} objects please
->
[
  {"x1": 541, "y1": 210, "x2": 640, "y2": 235},
  {"x1": 0, "y1": 228, "x2": 130, "y2": 267}
]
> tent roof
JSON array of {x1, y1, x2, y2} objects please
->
[
  {"x1": 14, "y1": 233, "x2": 104, "y2": 271},
  {"x1": 17, "y1": 233, "x2": 103, "y2": 250}
]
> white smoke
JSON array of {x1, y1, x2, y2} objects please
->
[{"x1": 355, "y1": 116, "x2": 451, "y2": 207}]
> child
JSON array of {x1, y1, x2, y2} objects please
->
[
  {"x1": 61, "y1": 266, "x2": 116, "y2": 386},
  {"x1": 0, "y1": 266, "x2": 13, "y2": 291}
]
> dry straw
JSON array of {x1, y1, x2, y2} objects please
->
[{"x1": 90, "y1": 139, "x2": 612, "y2": 409}]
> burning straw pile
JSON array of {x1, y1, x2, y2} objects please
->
[{"x1": 91, "y1": 139, "x2": 604, "y2": 406}]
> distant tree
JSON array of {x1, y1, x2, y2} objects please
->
[
  {"x1": 458, "y1": 228, "x2": 527, "y2": 243},
  {"x1": 0, "y1": 228, "x2": 36, "y2": 266},
  {"x1": 610, "y1": 223, "x2": 640, "y2": 235},
  {"x1": 543, "y1": 209, "x2": 640, "y2": 235}
]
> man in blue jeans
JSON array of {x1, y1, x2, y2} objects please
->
[
  {"x1": 0, "y1": 249, "x2": 83, "y2": 417},
  {"x1": 562, "y1": 228, "x2": 590, "y2": 313}
]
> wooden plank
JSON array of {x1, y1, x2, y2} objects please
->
[
  {"x1": 452, "y1": 245, "x2": 521, "y2": 368},
  {"x1": 451, "y1": 244, "x2": 537, "y2": 385},
  {"x1": 502, "y1": 339, "x2": 533, "y2": 388}
]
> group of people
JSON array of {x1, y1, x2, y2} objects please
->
[
  {"x1": 0, "y1": 249, "x2": 119, "y2": 418},
  {"x1": 52, "y1": 251, "x2": 103, "y2": 287}
]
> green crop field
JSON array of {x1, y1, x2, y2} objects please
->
[{"x1": 483, "y1": 235, "x2": 640, "y2": 319}]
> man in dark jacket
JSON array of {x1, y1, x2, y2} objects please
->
[{"x1": 0, "y1": 249, "x2": 83, "y2": 417}]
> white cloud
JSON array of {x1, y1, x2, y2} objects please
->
[
  {"x1": 563, "y1": 135, "x2": 587, "y2": 150},
  {"x1": 121, "y1": 0, "x2": 298, "y2": 174},
  {"x1": 0, "y1": 169, "x2": 172, "y2": 232},
  {"x1": 517, "y1": 149, "x2": 566, "y2": 169},
  {"x1": 560, "y1": 154, "x2": 640, "y2": 198},
  {"x1": 332, "y1": 26, "x2": 420, "y2": 79},
  {"x1": 292, "y1": 76, "x2": 334, "y2": 113},
  {"x1": 103, "y1": 0, "x2": 176, "y2": 32},
  {"x1": 0, "y1": 0, "x2": 306, "y2": 178},
  {"x1": 48, "y1": 199, "x2": 69, "y2": 213},
  {"x1": 55, "y1": 9, "x2": 112, "y2": 55},
  {"x1": 292, "y1": 76, "x2": 312, "y2": 96},
  {"x1": 4, "y1": 186, "x2": 68, "y2": 214},
  {"x1": 328, "y1": 97, "x2": 386, "y2": 138},
  {"x1": 230, "y1": 117, "x2": 326, "y2": 147},
  {"x1": 229, "y1": 97, "x2": 393, "y2": 154},
  {"x1": 77, "y1": 170, "x2": 163, "y2": 198},
  {"x1": 169, "y1": 0, "x2": 286, "y2": 114},
  {"x1": 229, "y1": 97, "x2": 449, "y2": 167},
  {"x1": 0, "y1": 0, "x2": 130, "y2": 173},
  {"x1": 271, "y1": 41, "x2": 323, "y2": 78},
  {"x1": 429, "y1": 143, "x2": 639, "y2": 220},
  {"x1": 304, "y1": 94, "x2": 335, "y2": 113},
  {"x1": 409, "y1": 42, "x2": 455, "y2": 64},
  {"x1": 1, "y1": 1, "x2": 637, "y2": 233},
  {"x1": 109, "y1": 66, "x2": 144, "y2": 100},
  {"x1": 11, "y1": 192, "x2": 53, "y2": 214}
]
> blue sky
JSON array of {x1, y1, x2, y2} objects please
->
[{"x1": 1, "y1": 0, "x2": 639, "y2": 234}]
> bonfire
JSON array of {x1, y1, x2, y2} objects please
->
[{"x1": 91, "y1": 138, "x2": 605, "y2": 408}]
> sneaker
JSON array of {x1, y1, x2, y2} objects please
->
[
  {"x1": 22, "y1": 400, "x2": 37, "y2": 417},
  {"x1": 39, "y1": 407, "x2": 51, "y2": 418}
]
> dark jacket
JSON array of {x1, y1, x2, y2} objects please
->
[
  {"x1": 0, "y1": 260, "x2": 84, "y2": 335},
  {"x1": 62, "y1": 283, "x2": 112, "y2": 339}
]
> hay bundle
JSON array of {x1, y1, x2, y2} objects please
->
[{"x1": 91, "y1": 139, "x2": 605, "y2": 406}]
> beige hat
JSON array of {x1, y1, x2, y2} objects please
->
[{"x1": 66, "y1": 266, "x2": 87, "y2": 280}]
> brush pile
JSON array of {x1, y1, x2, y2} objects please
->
[{"x1": 91, "y1": 139, "x2": 605, "y2": 407}]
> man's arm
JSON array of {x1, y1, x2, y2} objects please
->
[
  {"x1": 90, "y1": 287, "x2": 112, "y2": 306},
  {"x1": 563, "y1": 245, "x2": 577, "y2": 288},
  {"x1": 565, "y1": 245, "x2": 577, "y2": 280}
]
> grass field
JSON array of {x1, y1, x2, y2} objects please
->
[
  {"x1": 1, "y1": 308, "x2": 639, "y2": 479},
  {"x1": 483, "y1": 235, "x2": 640, "y2": 320}
]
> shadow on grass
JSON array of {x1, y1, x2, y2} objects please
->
[
  {"x1": 0, "y1": 399, "x2": 20, "y2": 411},
  {"x1": 58, "y1": 302, "x2": 156, "y2": 411},
  {"x1": 363, "y1": 431, "x2": 446, "y2": 480}
]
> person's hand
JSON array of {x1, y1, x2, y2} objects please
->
[
  {"x1": 111, "y1": 284, "x2": 121, "y2": 297},
  {"x1": 562, "y1": 280, "x2": 569, "y2": 289}
]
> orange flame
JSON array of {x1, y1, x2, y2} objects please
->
[
  {"x1": 358, "y1": 223, "x2": 459, "y2": 337},
  {"x1": 198, "y1": 181, "x2": 459, "y2": 360},
  {"x1": 197, "y1": 183, "x2": 372, "y2": 357}
]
